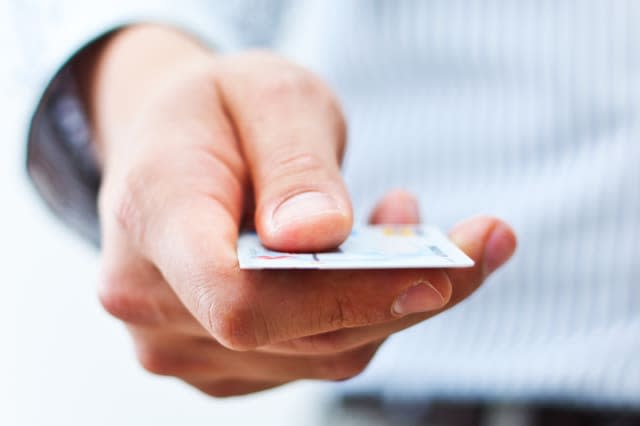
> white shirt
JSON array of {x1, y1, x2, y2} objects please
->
[{"x1": 12, "y1": 0, "x2": 640, "y2": 406}]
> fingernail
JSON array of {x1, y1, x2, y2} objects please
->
[
  {"x1": 272, "y1": 191, "x2": 342, "y2": 229},
  {"x1": 392, "y1": 280, "x2": 446, "y2": 317},
  {"x1": 483, "y1": 224, "x2": 515, "y2": 275}
]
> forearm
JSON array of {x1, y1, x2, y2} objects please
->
[{"x1": 73, "y1": 24, "x2": 212, "y2": 168}]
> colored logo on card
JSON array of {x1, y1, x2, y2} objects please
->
[{"x1": 382, "y1": 226, "x2": 417, "y2": 237}]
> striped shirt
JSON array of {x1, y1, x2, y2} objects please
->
[{"x1": 12, "y1": 0, "x2": 640, "y2": 407}]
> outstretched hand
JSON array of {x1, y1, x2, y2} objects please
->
[{"x1": 85, "y1": 25, "x2": 516, "y2": 397}]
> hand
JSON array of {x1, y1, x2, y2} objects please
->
[{"x1": 84, "y1": 25, "x2": 517, "y2": 397}]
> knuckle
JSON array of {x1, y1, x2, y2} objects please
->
[
  {"x1": 200, "y1": 383, "x2": 236, "y2": 398},
  {"x1": 196, "y1": 282, "x2": 261, "y2": 351},
  {"x1": 326, "y1": 290, "x2": 384, "y2": 329},
  {"x1": 210, "y1": 304, "x2": 259, "y2": 351},
  {"x1": 136, "y1": 347, "x2": 178, "y2": 376},
  {"x1": 198, "y1": 380, "x2": 257, "y2": 398},
  {"x1": 327, "y1": 293, "x2": 353, "y2": 329},
  {"x1": 97, "y1": 282, "x2": 130, "y2": 320},
  {"x1": 178, "y1": 259, "x2": 263, "y2": 351},
  {"x1": 268, "y1": 151, "x2": 329, "y2": 182},
  {"x1": 317, "y1": 347, "x2": 375, "y2": 380},
  {"x1": 98, "y1": 272, "x2": 159, "y2": 325},
  {"x1": 290, "y1": 330, "x2": 346, "y2": 354}
]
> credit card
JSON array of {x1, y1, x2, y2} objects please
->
[{"x1": 237, "y1": 225, "x2": 474, "y2": 269}]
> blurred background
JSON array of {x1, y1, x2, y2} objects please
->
[
  {"x1": 5, "y1": 2, "x2": 639, "y2": 425},
  {"x1": 0, "y1": 5, "x2": 333, "y2": 426}
]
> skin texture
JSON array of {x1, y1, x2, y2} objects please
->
[{"x1": 77, "y1": 24, "x2": 518, "y2": 397}]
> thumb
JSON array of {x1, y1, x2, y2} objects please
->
[
  {"x1": 218, "y1": 54, "x2": 352, "y2": 252},
  {"x1": 369, "y1": 189, "x2": 421, "y2": 225}
]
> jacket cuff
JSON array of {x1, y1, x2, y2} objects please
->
[
  {"x1": 25, "y1": 12, "x2": 240, "y2": 247},
  {"x1": 27, "y1": 59, "x2": 102, "y2": 246}
]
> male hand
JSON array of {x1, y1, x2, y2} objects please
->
[{"x1": 82, "y1": 25, "x2": 517, "y2": 397}]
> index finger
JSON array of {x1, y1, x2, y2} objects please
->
[{"x1": 158, "y1": 203, "x2": 452, "y2": 350}]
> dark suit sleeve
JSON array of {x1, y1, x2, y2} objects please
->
[{"x1": 22, "y1": 2, "x2": 246, "y2": 246}]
